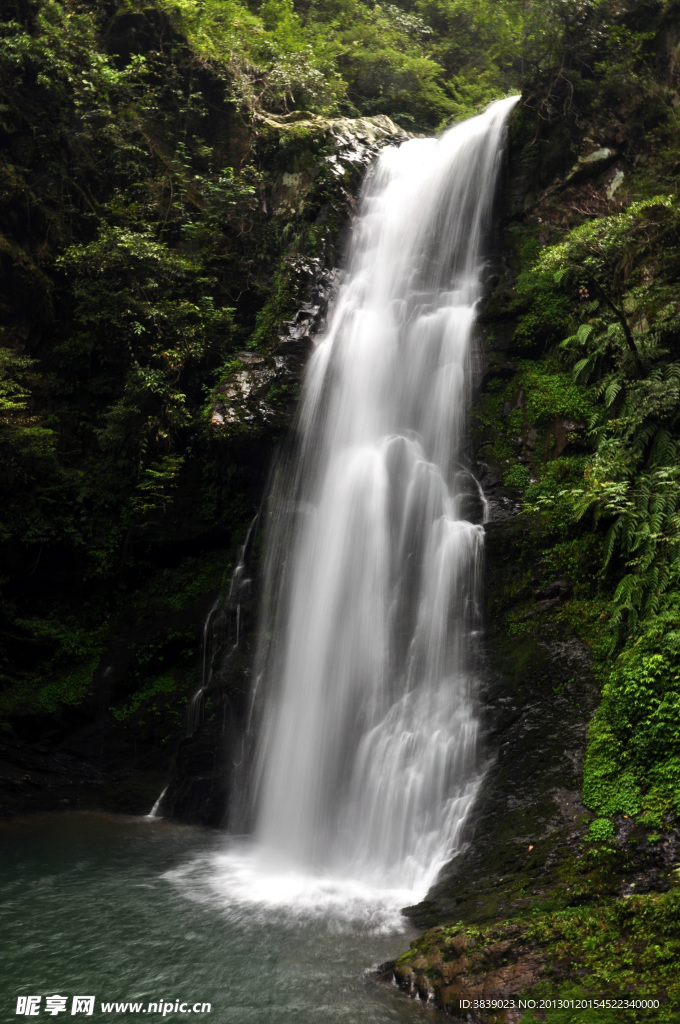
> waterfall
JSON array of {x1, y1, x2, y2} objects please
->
[
  {"x1": 186, "y1": 512, "x2": 260, "y2": 739},
  {"x1": 146, "y1": 786, "x2": 168, "y2": 819},
  {"x1": 247, "y1": 97, "x2": 519, "y2": 896}
]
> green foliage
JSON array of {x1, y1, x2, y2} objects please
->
[
  {"x1": 112, "y1": 671, "x2": 181, "y2": 723},
  {"x1": 474, "y1": 355, "x2": 592, "y2": 502},
  {"x1": 545, "y1": 196, "x2": 679, "y2": 369},
  {"x1": 0, "y1": 615, "x2": 103, "y2": 716},
  {"x1": 154, "y1": 0, "x2": 607, "y2": 127},
  {"x1": 0, "y1": 349, "x2": 40, "y2": 417},
  {"x1": 0, "y1": 0, "x2": 267, "y2": 717},
  {"x1": 503, "y1": 463, "x2": 530, "y2": 488},
  {"x1": 543, "y1": 196, "x2": 678, "y2": 292},
  {"x1": 512, "y1": 263, "x2": 575, "y2": 349},
  {"x1": 0, "y1": 351, "x2": 57, "y2": 533},
  {"x1": 584, "y1": 817, "x2": 615, "y2": 843},
  {"x1": 126, "y1": 551, "x2": 229, "y2": 617},
  {"x1": 515, "y1": 291, "x2": 574, "y2": 350},
  {"x1": 532, "y1": 198, "x2": 680, "y2": 632},
  {"x1": 524, "y1": 457, "x2": 589, "y2": 530},
  {"x1": 478, "y1": 23, "x2": 680, "y2": 843},
  {"x1": 27, "y1": 658, "x2": 100, "y2": 715},
  {"x1": 57, "y1": 224, "x2": 237, "y2": 476},
  {"x1": 584, "y1": 600, "x2": 680, "y2": 824},
  {"x1": 509, "y1": 187, "x2": 680, "y2": 832},
  {"x1": 500, "y1": 192, "x2": 674, "y2": 640},
  {"x1": 520, "y1": 889, "x2": 680, "y2": 1021},
  {"x1": 523, "y1": 361, "x2": 591, "y2": 425},
  {"x1": 130, "y1": 455, "x2": 186, "y2": 524}
]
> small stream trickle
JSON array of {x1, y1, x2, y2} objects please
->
[{"x1": 185, "y1": 511, "x2": 260, "y2": 741}]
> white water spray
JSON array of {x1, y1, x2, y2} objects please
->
[{"x1": 244, "y1": 97, "x2": 518, "y2": 902}]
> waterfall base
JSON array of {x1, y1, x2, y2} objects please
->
[{"x1": 166, "y1": 838, "x2": 424, "y2": 933}]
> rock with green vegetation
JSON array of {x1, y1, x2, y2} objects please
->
[{"x1": 393, "y1": 887, "x2": 680, "y2": 1022}]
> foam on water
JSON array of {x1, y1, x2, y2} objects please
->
[{"x1": 163, "y1": 842, "x2": 417, "y2": 934}]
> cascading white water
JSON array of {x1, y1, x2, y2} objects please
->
[{"x1": 249, "y1": 96, "x2": 519, "y2": 897}]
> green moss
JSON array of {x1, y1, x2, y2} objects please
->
[
  {"x1": 247, "y1": 261, "x2": 298, "y2": 352},
  {"x1": 521, "y1": 890, "x2": 680, "y2": 1022},
  {"x1": 584, "y1": 818, "x2": 616, "y2": 843},
  {"x1": 513, "y1": 284, "x2": 574, "y2": 351},
  {"x1": 583, "y1": 600, "x2": 680, "y2": 826},
  {"x1": 503, "y1": 463, "x2": 530, "y2": 488},
  {"x1": 126, "y1": 551, "x2": 229, "y2": 619}
]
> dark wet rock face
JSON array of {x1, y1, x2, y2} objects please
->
[
  {"x1": 209, "y1": 113, "x2": 407, "y2": 446},
  {"x1": 0, "y1": 740, "x2": 106, "y2": 818},
  {"x1": 210, "y1": 258, "x2": 334, "y2": 441},
  {"x1": 162, "y1": 572, "x2": 258, "y2": 828}
]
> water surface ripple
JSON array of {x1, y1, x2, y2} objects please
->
[{"x1": 1, "y1": 813, "x2": 435, "y2": 1023}]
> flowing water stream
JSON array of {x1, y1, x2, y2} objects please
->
[{"x1": 4, "y1": 98, "x2": 518, "y2": 1023}]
